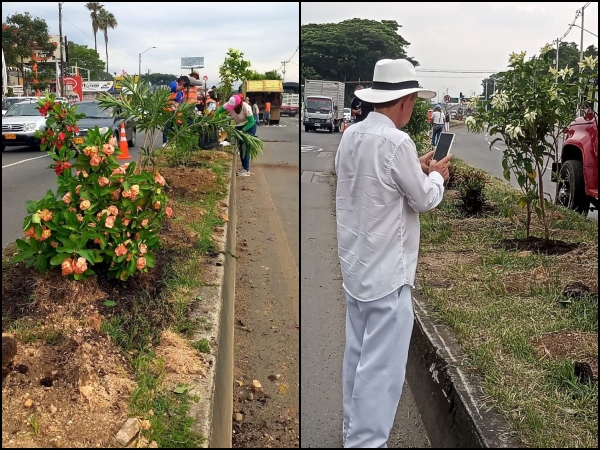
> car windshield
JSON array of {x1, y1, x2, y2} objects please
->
[
  {"x1": 5, "y1": 102, "x2": 42, "y2": 117},
  {"x1": 306, "y1": 98, "x2": 332, "y2": 112},
  {"x1": 3, "y1": 98, "x2": 36, "y2": 110},
  {"x1": 74, "y1": 102, "x2": 113, "y2": 119}
]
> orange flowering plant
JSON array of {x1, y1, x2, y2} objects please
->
[{"x1": 15, "y1": 97, "x2": 173, "y2": 281}]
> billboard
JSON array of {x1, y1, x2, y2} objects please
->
[
  {"x1": 181, "y1": 57, "x2": 204, "y2": 69},
  {"x1": 83, "y1": 81, "x2": 114, "y2": 92}
]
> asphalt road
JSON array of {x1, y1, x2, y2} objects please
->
[
  {"x1": 2, "y1": 134, "x2": 144, "y2": 248},
  {"x1": 448, "y1": 124, "x2": 597, "y2": 221},
  {"x1": 300, "y1": 127, "x2": 431, "y2": 448}
]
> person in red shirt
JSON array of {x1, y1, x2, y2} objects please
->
[{"x1": 263, "y1": 98, "x2": 271, "y2": 125}]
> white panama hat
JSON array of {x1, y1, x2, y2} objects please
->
[{"x1": 355, "y1": 59, "x2": 436, "y2": 104}]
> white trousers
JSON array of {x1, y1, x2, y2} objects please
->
[
  {"x1": 342, "y1": 285, "x2": 414, "y2": 448},
  {"x1": 444, "y1": 122, "x2": 450, "y2": 132}
]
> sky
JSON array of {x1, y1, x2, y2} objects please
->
[
  {"x1": 301, "y1": 2, "x2": 599, "y2": 102},
  {"x1": 3, "y1": 2, "x2": 299, "y2": 86}
]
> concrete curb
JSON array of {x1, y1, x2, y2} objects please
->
[
  {"x1": 188, "y1": 154, "x2": 237, "y2": 448},
  {"x1": 406, "y1": 291, "x2": 522, "y2": 448}
]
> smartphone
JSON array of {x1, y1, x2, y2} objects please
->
[{"x1": 433, "y1": 132, "x2": 455, "y2": 161}]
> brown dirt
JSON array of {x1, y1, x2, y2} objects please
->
[
  {"x1": 533, "y1": 331, "x2": 598, "y2": 381},
  {"x1": 2, "y1": 150, "x2": 230, "y2": 448}
]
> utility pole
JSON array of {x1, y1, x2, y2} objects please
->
[
  {"x1": 579, "y1": 4, "x2": 586, "y2": 64},
  {"x1": 58, "y1": 2, "x2": 65, "y2": 96},
  {"x1": 281, "y1": 60, "x2": 287, "y2": 83}
]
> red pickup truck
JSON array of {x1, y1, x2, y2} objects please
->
[{"x1": 553, "y1": 107, "x2": 598, "y2": 216}]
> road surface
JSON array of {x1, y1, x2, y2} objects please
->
[
  {"x1": 300, "y1": 127, "x2": 431, "y2": 448},
  {"x1": 232, "y1": 116, "x2": 300, "y2": 447}
]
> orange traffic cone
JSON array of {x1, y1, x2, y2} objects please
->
[
  {"x1": 343, "y1": 118, "x2": 348, "y2": 132},
  {"x1": 116, "y1": 122, "x2": 131, "y2": 160}
]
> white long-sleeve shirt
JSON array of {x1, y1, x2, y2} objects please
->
[{"x1": 335, "y1": 112, "x2": 445, "y2": 301}]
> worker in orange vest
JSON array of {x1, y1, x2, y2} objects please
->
[
  {"x1": 162, "y1": 75, "x2": 190, "y2": 147},
  {"x1": 186, "y1": 72, "x2": 200, "y2": 105}
]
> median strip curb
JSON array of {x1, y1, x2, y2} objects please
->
[
  {"x1": 187, "y1": 154, "x2": 237, "y2": 448},
  {"x1": 407, "y1": 291, "x2": 523, "y2": 448}
]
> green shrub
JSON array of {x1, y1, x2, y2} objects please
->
[
  {"x1": 14, "y1": 94, "x2": 172, "y2": 281},
  {"x1": 456, "y1": 167, "x2": 488, "y2": 216}
]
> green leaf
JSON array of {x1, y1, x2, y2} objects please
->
[
  {"x1": 173, "y1": 383, "x2": 193, "y2": 394},
  {"x1": 50, "y1": 253, "x2": 70, "y2": 265},
  {"x1": 14, "y1": 251, "x2": 34, "y2": 262},
  {"x1": 36, "y1": 253, "x2": 48, "y2": 272},
  {"x1": 25, "y1": 200, "x2": 39, "y2": 214},
  {"x1": 103, "y1": 300, "x2": 117, "y2": 307},
  {"x1": 16, "y1": 239, "x2": 31, "y2": 252},
  {"x1": 78, "y1": 249, "x2": 97, "y2": 265}
]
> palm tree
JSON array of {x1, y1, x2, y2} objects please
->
[
  {"x1": 97, "y1": 9, "x2": 117, "y2": 75},
  {"x1": 85, "y1": 2, "x2": 104, "y2": 53}
]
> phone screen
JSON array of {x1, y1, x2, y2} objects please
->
[{"x1": 433, "y1": 133, "x2": 454, "y2": 161}]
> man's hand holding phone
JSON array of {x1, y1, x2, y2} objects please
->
[
  {"x1": 429, "y1": 154, "x2": 453, "y2": 182},
  {"x1": 419, "y1": 151, "x2": 434, "y2": 175}
]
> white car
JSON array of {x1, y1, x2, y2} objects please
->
[
  {"x1": 2, "y1": 96, "x2": 38, "y2": 116},
  {"x1": 343, "y1": 107, "x2": 352, "y2": 123},
  {"x1": 2, "y1": 99, "x2": 67, "y2": 152}
]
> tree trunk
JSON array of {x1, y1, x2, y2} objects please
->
[
  {"x1": 536, "y1": 160, "x2": 550, "y2": 241},
  {"x1": 105, "y1": 40, "x2": 109, "y2": 75},
  {"x1": 94, "y1": 33, "x2": 97, "y2": 53}
]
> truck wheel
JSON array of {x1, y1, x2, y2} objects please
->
[
  {"x1": 305, "y1": 126, "x2": 311, "y2": 132},
  {"x1": 556, "y1": 160, "x2": 589, "y2": 215},
  {"x1": 328, "y1": 126, "x2": 333, "y2": 133},
  {"x1": 127, "y1": 129, "x2": 136, "y2": 147}
]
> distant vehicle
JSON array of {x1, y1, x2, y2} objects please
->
[
  {"x1": 343, "y1": 107, "x2": 351, "y2": 123},
  {"x1": 303, "y1": 79, "x2": 345, "y2": 133},
  {"x1": 2, "y1": 96, "x2": 38, "y2": 116},
  {"x1": 73, "y1": 101, "x2": 136, "y2": 148},
  {"x1": 281, "y1": 93, "x2": 300, "y2": 117}
]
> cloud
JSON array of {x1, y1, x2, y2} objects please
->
[
  {"x1": 3, "y1": 2, "x2": 299, "y2": 85},
  {"x1": 301, "y1": 2, "x2": 598, "y2": 100}
]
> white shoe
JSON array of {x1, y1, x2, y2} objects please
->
[{"x1": 237, "y1": 170, "x2": 250, "y2": 177}]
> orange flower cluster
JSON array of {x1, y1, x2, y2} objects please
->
[{"x1": 61, "y1": 257, "x2": 88, "y2": 276}]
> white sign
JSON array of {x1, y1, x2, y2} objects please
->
[
  {"x1": 181, "y1": 57, "x2": 204, "y2": 68},
  {"x1": 83, "y1": 81, "x2": 114, "y2": 92}
]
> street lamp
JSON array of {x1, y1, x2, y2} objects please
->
[{"x1": 139, "y1": 46, "x2": 157, "y2": 80}]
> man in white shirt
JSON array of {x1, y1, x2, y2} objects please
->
[
  {"x1": 431, "y1": 103, "x2": 445, "y2": 146},
  {"x1": 335, "y1": 59, "x2": 452, "y2": 448}
]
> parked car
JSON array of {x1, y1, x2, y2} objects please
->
[
  {"x1": 2, "y1": 96, "x2": 38, "y2": 116},
  {"x1": 2, "y1": 99, "x2": 67, "y2": 152},
  {"x1": 72, "y1": 101, "x2": 136, "y2": 148}
]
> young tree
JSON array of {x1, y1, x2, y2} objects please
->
[
  {"x1": 97, "y1": 9, "x2": 117, "y2": 74},
  {"x1": 466, "y1": 45, "x2": 598, "y2": 240},
  {"x1": 218, "y1": 48, "x2": 252, "y2": 97},
  {"x1": 2, "y1": 13, "x2": 55, "y2": 92},
  {"x1": 85, "y1": 2, "x2": 104, "y2": 54}
]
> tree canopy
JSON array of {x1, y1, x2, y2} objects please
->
[
  {"x1": 301, "y1": 19, "x2": 418, "y2": 86},
  {"x1": 66, "y1": 41, "x2": 110, "y2": 81}
]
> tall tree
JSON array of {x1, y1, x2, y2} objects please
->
[
  {"x1": 301, "y1": 19, "x2": 418, "y2": 98},
  {"x1": 542, "y1": 41, "x2": 598, "y2": 77},
  {"x1": 97, "y1": 9, "x2": 117, "y2": 75},
  {"x1": 2, "y1": 12, "x2": 55, "y2": 92},
  {"x1": 67, "y1": 41, "x2": 110, "y2": 80},
  {"x1": 85, "y1": 2, "x2": 104, "y2": 53}
]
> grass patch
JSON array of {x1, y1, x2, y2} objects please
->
[
  {"x1": 190, "y1": 338, "x2": 211, "y2": 354},
  {"x1": 418, "y1": 156, "x2": 598, "y2": 448}
]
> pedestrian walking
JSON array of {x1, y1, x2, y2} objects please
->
[
  {"x1": 431, "y1": 104, "x2": 445, "y2": 146},
  {"x1": 252, "y1": 101, "x2": 260, "y2": 125},
  {"x1": 350, "y1": 85, "x2": 374, "y2": 123},
  {"x1": 335, "y1": 58, "x2": 452, "y2": 449},
  {"x1": 263, "y1": 98, "x2": 271, "y2": 125},
  {"x1": 217, "y1": 94, "x2": 257, "y2": 177},
  {"x1": 444, "y1": 109, "x2": 451, "y2": 131}
]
